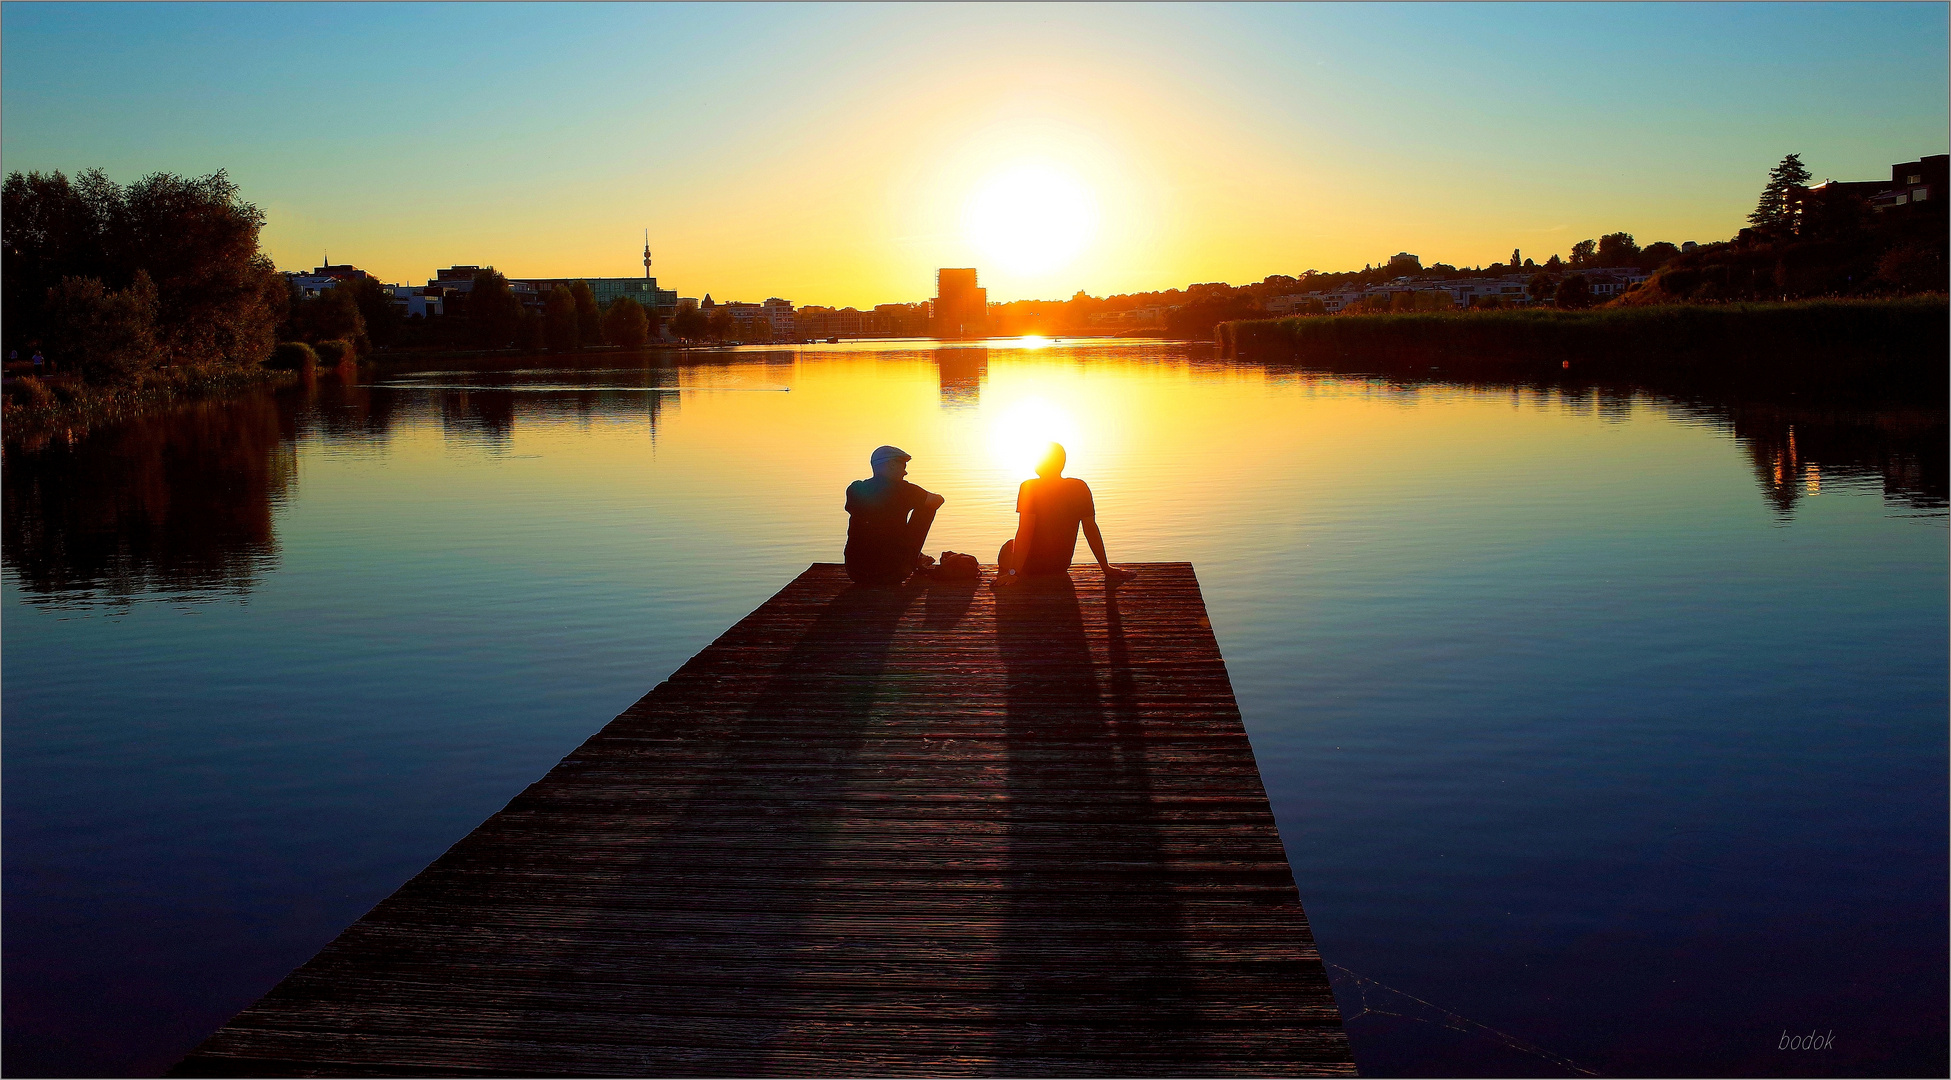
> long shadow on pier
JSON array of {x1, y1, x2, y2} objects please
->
[
  {"x1": 172, "y1": 565, "x2": 1352, "y2": 1077},
  {"x1": 482, "y1": 582, "x2": 931, "y2": 1074},
  {"x1": 993, "y1": 578, "x2": 1205, "y2": 1071}
]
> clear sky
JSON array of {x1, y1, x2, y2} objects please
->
[{"x1": 3, "y1": 2, "x2": 1945, "y2": 307}]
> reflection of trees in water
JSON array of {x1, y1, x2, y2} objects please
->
[
  {"x1": 298, "y1": 373, "x2": 400, "y2": 446},
  {"x1": 1716, "y1": 404, "x2": 1948, "y2": 517},
  {"x1": 272, "y1": 371, "x2": 402, "y2": 454},
  {"x1": 439, "y1": 389, "x2": 517, "y2": 447},
  {"x1": 1261, "y1": 362, "x2": 1945, "y2": 518},
  {"x1": 935, "y1": 347, "x2": 988, "y2": 409},
  {"x1": 2, "y1": 394, "x2": 293, "y2": 602}
]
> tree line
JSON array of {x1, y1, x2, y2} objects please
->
[
  {"x1": 2, "y1": 168, "x2": 285, "y2": 382},
  {"x1": 2, "y1": 167, "x2": 668, "y2": 387},
  {"x1": 990, "y1": 154, "x2": 1944, "y2": 336},
  {"x1": 1621, "y1": 153, "x2": 1945, "y2": 304},
  {"x1": 325, "y1": 271, "x2": 658, "y2": 356}
]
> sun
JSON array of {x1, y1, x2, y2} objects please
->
[
  {"x1": 987, "y1": 396, "x2": 1080, "y2": 477},
  {"x1": 962, "y1": 163, "x2": 1099, "y2": 276}
]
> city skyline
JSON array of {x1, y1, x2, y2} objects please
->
[{"x1": 3, "y1": 3, "x2": 1946, "y2": 309}]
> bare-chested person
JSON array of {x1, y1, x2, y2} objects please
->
[{"x1": 994, "y1": 443, "x2": 1135, "y2": 587}]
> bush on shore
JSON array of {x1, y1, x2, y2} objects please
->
[
  {"x1": 312, "y1": 339, "x2": 355, "y2": 366},
  {"x1": 265, "y1": 341, "x2": 318, "y2": 371}
]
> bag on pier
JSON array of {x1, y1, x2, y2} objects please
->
[{"x1": 935, "y1": 551, "x2": 980, "y2": 582}]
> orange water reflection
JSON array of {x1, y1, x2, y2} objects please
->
[{"x1": 3, "y1": 342, "x2": 1944, "y2": 604}]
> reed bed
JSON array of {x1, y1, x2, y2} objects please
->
[
  {"x1": 2, "y1": 365, "x2": 294, "y2": 450},
  {"x1": 1221, "y1": 297, "x2": 1947, "y2": 396}
]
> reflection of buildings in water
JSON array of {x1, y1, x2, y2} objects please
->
[
  {"x1": 646, "y1": 387, "x2": 680, "y2": 442},
  {"x1": 759, "y1": 349, "x2": 797, "y2": 387},
  {"x1": 2, "y1": 396, "x2": 295, "y2": 602},
  {"x1": 934, "y1": 347, "x2": 989, "y2": 409},
  {"x1": 1727, "y1": 405, "x2": 1948, "y2": 517}
]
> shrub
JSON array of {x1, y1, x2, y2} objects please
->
[
  {"x1": 10, "y1": 375, "x2": 55, "y2": 409},
  {"x1": 312, "y1": 338, "x2": 354, "y2": 365},
  {"x1": 265, "y1": 341, "x2": 318, "y2": 370}
]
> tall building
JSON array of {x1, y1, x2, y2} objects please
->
[{"x1": 932, "y1": 268, "x2": 987, "y2": 339}]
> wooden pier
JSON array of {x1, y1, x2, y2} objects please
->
[{"x1": 175, "y1": 564, "x2": 1353, "y2": 1077}]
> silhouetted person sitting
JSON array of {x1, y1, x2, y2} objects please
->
[
  {"x1": 995, "y1": 443, "x2": 1136, "y2": 587},
  {"x1": 845, "y1": 445, "x2": 945, "y2": 587}
]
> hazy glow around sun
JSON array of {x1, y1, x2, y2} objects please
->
[
  {"x1": 987, "y1": 395, "x2": 1081, "y2": 477},
  {"x1": 962, "y1": 163, "x2": 1100, "y2": 276}
]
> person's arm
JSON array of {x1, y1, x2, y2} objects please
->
[
  {"x1": 1082, "y1": 516, "x2": 1111, "y2": 569},
  {"x1": 1082, "y1": 517, "x2": 1137, "y2": 581}
]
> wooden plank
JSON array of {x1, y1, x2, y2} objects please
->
[{"x1": 173, "y1": 563, "x2": 1354, "y2": 1077}]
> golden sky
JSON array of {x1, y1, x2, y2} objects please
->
[{"x1": 4, "y1": 4, "x2": 1945, "y2": 306}]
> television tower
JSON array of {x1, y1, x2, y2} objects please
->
[{"x1": 643, "y1": 229, "x2": 652, "y2": 280}]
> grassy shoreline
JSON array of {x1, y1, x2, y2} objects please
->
[
  {"x1": 2, "y1": 365, "x2": 299, "y2": 451},
  {"x1": 1219, "y1": 297, "x2": 1948, "y2": 398}
]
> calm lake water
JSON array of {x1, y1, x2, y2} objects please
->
[{"x1": 4, "y1": 339, "x2": 1945, "y2": 1077}]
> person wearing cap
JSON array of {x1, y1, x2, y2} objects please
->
[
  {"x1": 844, "y1": 445, "x2": 945, "y2": 587},
  {"x1": 994, "y1": 442, "x2": 1136, "y2": 587}
]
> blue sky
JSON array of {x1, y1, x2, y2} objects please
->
[{"x1": 4, "y1": 3, "x2": 1945, "y2": 304}]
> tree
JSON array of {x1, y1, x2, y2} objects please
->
[
  {"x1": 468, "y1": 270, "x2": 522, "y2": 348},
  {"x1": 1544, "y1": 254, "x2": 1563, "y2": 271},
  {"x1": 1597, "y1": 232, "x2": 1640, "y2": 267},
  {"x1": 706, "y1": 307, "x2": 734, "y2": 342},
  {"x1": 289, "y1": 283, "x2": 365, "y2": 346},
  {"x1": 3, "y1": 168, "x2": 284, "y2": 371},
  {"x1": 1639, "y1": 241, "x2": 1681, "y2": 271},
  {"x1": 1527, "y1": 273, "x2": 1557, "y2": 305},
  {"x1": 1570, "y1": 239, "x2": 1597, "y2": 267},
  {"x1": 1510, "y1": 248, "x2": 1521, "y2": 268},
  {"x1": 334, "y1": 276, "x2": 401, "y2": 350},
  {"x1": 41, "y1": 271, "x2": 161, "y2": 381},
  {"x1": 1385, "y1": 252, "x2": 1421, "y2": 276},
  {"x1": 669, "y1": 305, "x2": 706, "y2": 341},
  {"x1": 569, "y1": 280, "x2": 603, "y2": 346},
  {"x1": 516, "y1": 309, "x2": 546, "y2": 352},
  {"x1": 1749, "y1": 153, "x2": 1812, "y2": 234},
  {"x1": 543, "y1": 285, "x2": 579, "y2": 352},
  {"x1": 1556, "y1": 273, "x2": 1593, "y2": 309},
  {"x1": 602, "y1": 296, "x2": 650, "y2": 348},
  {"x1": 1876, "y1": 240, "x2": 1948, "y2": 293}
]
